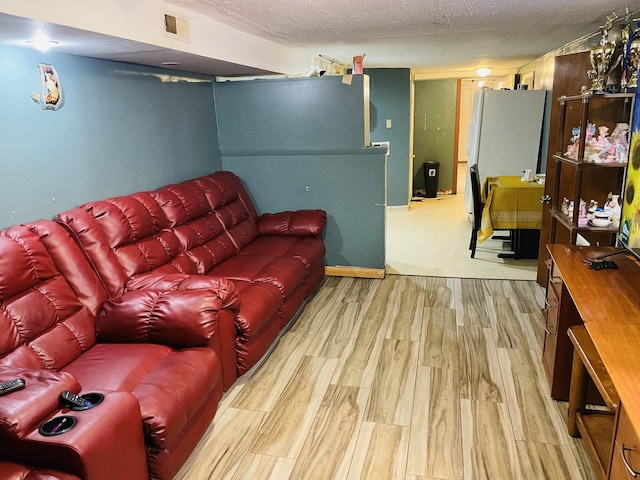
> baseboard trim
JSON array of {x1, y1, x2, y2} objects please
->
[
  {"x1": 325, "y1": 266, "x2": 386, "y2": 279},
  {"x1": 387, "y1": 205, "x2": 409, "y2": 211}
]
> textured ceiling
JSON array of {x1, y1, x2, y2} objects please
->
[
  {"x1": 0, "y1": 1, "x2": 638, "y2": 77},
  {"x1": 165, "y1": 0, "x2": 639, "y2": 73}
]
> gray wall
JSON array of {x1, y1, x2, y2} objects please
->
[
  {"x1": 0, "y1": 45, "x2": 221, "y2": 228},
  {"x1": 367, "y1": 68, "x2": 411, "y2": 206},
  {"x1": 214, "y1": 76, "x2": 386, "y2": 269}
]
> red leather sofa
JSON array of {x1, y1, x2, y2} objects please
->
[
  {"x1": 0, "y1": 171, "x2": 327, "y2": 479},
  {"x1": 57, "y1": 171, "x2": 327, "y2": 377}
]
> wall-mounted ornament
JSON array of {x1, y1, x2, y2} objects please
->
[{"x1": 31, "y1": 63, "x2": 64, "y2": 110}]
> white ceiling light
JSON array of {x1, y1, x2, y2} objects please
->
[
  {"x1": 25, "y1": 32, "x2": 59, "y2": 52},
  {"x1": 475, "y1": 67, "x2": 492, "y2": 77}
]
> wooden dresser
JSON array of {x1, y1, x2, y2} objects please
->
[{"x1": 544, "y1": 244, "x2": 640, "y2": 479}]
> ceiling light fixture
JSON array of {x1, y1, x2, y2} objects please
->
[
  {"x1": 25, "y1": 33, "x2": 59, "y2": 52},
  {"x1": 475, "y1": 67, "x2": 492, "y2": 78},
  {"x1": 161, "y1": 62, "x2": 180, "y2": 66}
]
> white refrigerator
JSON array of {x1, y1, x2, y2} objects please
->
[{"x1": 464, "y1": 89, "x2": 546, "y2": 215}]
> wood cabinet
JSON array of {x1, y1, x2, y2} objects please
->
[
  {"x1": 548, "y1": 93, "x2": 633, "y2": 247},
  {"x1": 542, "y1": 257, "x2": 582, "y2": 400},
  {"x1": 610, "y1": 405, "x2": 640, "y2": 479},
  {"x1": 544, "y1": 245, "x2": 640, "y2": 480}
]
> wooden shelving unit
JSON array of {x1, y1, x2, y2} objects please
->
[{"x1": 549, "y1": 93, "x2": 634, "y2": 247}]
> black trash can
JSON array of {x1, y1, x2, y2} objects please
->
[{"x1": 423, "y1": 161, "x2": 440, "y2": 198}]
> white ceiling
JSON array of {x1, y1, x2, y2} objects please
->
[{"x1": 0, "y1": 1, "x2": 638, "y2": 77}]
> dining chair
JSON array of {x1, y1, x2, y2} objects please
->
[{"x1": 469, "y1": 164, "x2": 483, "y2": 258}]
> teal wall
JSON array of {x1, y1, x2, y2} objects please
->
[
  {"x1": 0, "y1": 45, "x2": 220, "y2": 228},
  {"x1": 214, "y1": 76, "x2": 386, "y2": 269},
  {"x1": 413, "y1": 79, "x2": 457, "y2": 192},
  {"x1": 214, "y1": 76, "x2": 368, "y2": 150},
  {"x1": 224, "y1": 152, "x2": 385, "y2": 268},
  {"x1": 367, "y1": 68, "x2": 411, "y2": 206}
]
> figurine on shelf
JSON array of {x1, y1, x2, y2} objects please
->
[
  {"x1": 578, "y1": 199, "x2": 589, "y2": 226},
  {"x1": 564, "y1": 127, "x2": 581, "y2": 160},
  {"x1": 584, "y1": 122, "x2": 602, "y2": 162},
  {"x1": 611, "y1": 122, "x2": 630, "y2": 162},
  {"x1": 596, "y1": 125, "x2": 613, "y2": 162}
]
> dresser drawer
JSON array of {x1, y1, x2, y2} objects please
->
[
  {"x1": 610, "y1": 405, "x2": 640, "y2": 479},
  {"x1": 548, "y1": 259, "x2": 562, "y2": 301}
]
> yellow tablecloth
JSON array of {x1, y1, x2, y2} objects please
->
[{"x1": 478, "y1": 176, "x2": 543, "y2": 243}]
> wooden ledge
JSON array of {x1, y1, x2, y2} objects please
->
[
  {"x1": 568, "y1": 325, "x2": 619, "y2": 411},
  {"x1": 325, "y1": 266, "x2": 385, "y2": 279}
]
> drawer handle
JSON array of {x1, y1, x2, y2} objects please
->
[
  {"x1": 549, "y1": 276, "x2": 561, "y2": 285},
  {"x1": 544, "y1": 299, "x2": 557, "y2": 308},
  {"x1": 544, "y1": 327, "x2": 554, "y2": 336},
  {"x1": 620, "y1": 444, "x2": 639, "y2": 477}
]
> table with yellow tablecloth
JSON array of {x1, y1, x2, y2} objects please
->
[{"x1": 478, "y1": 175, "x2": 544, "y2": 245}]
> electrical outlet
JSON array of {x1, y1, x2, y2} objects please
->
[{"x1": 386, "y1": 119, "x2": 392, "y2": 128}]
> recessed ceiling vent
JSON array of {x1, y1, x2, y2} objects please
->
[{"x1": 164, "y1": 12, "x2": 190, "y2": 42}]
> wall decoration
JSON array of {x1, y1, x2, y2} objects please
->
[
  {"x1": 620, "y1": 88, "x2": 640, "y2": 256},
  {"x1": 34, "y1": 63, "x2": 64, "y2": 110}
]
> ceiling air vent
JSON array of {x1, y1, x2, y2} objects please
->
[{"x1": 163, "y1": 12, "x2": 190, "y2": 42}]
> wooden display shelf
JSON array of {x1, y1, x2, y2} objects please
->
[
  {"x1": 549, "y1": 209, "x2": 619, "y2": 234},
  {"x1": 552, "y1": 154, "x2": 628, "y2": 167},
  {"x1": 559, "y1": 92, "x2": 635, "y2": 102}
]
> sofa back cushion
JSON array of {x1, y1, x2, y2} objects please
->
[
  {"x1": 0, "y1": 223, "x2": 96, "y2": 369},
  {"x1": 57, "y1": 171, "x2": 263, "y2": 284},
  {"x1": 57, "y1": 192, "x2": 201, "y2": 300},
  {"x1": 152, "y1": 172, "x2": 261, "y2": 275}
]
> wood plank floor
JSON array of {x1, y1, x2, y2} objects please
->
[{"x1": 174, "y1": 276, "x2": 596, "y2": 480}]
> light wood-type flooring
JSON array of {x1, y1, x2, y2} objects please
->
[{"x1": 174, "y1": 276, "x2": 596, "y2": 480}]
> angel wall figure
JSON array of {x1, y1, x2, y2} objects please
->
[{"x1": 38, "y1": 63, "x2": 64, "y2": 110}]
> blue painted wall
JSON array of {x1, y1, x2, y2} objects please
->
[
  {"x1": 367, "y1": 68, "x2": 411, "y2": 206},
  {"x1": 0, "y1": 45, "x2": 220, "y2": 228},
  {"x1": 214, "y1": 76, "x2": 387, "y2": 269}
]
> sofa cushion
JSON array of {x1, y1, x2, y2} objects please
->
[
  {"x1": 171, "y1": 213, "x2": 239, "y2": 272},
  {"x1": 0, "y1": 226, "x2": 96, "y2": 370},
  {"x1": 239, "y1": 236, "x2": 326, "y2": 273}
]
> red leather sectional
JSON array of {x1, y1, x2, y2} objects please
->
[{"x1": 0, "y1": 171, "x2": 327, "y2": 479}]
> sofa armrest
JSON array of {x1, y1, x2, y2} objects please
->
[
  {"x1": 258, "y1": 210, "x2": 327, "y2": 237},
  {"x1": 96, "y1": 289, "x2": 222, "y2": 348},
  {"x1": 7, "y1": 391, "x2": 147, "y2": 480},
  {"x1": 125, "y1": 274, "x2": 240, "y2": 390},
  {"x1": 126, "y1": 273, "x2": 240, "y2": 310},
  {"x1": 0, "y1": 368, "x2": 80, "y2": 439}
]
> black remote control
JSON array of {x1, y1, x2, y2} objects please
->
[
  {"x1": 0, "y1": 378, "x2": 26, "y2": 396},
  {"x1": 60, "y1": 391, "x2": 92, "y2": 409}
]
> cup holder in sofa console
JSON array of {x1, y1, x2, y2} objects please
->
[
  {"x1": 70, "y1": 392, "x2": 104, "y2": 411},
  {"x1": 59, "y1": 391, "x2": 105, "y2": 411},
  {"x1": 39, "y1": 415, "x2": 77, "y2": 437}
]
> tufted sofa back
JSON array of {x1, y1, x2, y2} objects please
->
[
  {"x1": 0, "y1": 222, "x2": 99, "y2": 369},
  {"x1": 57, "y1": 171, "x2": 263, "y2": 297}
]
